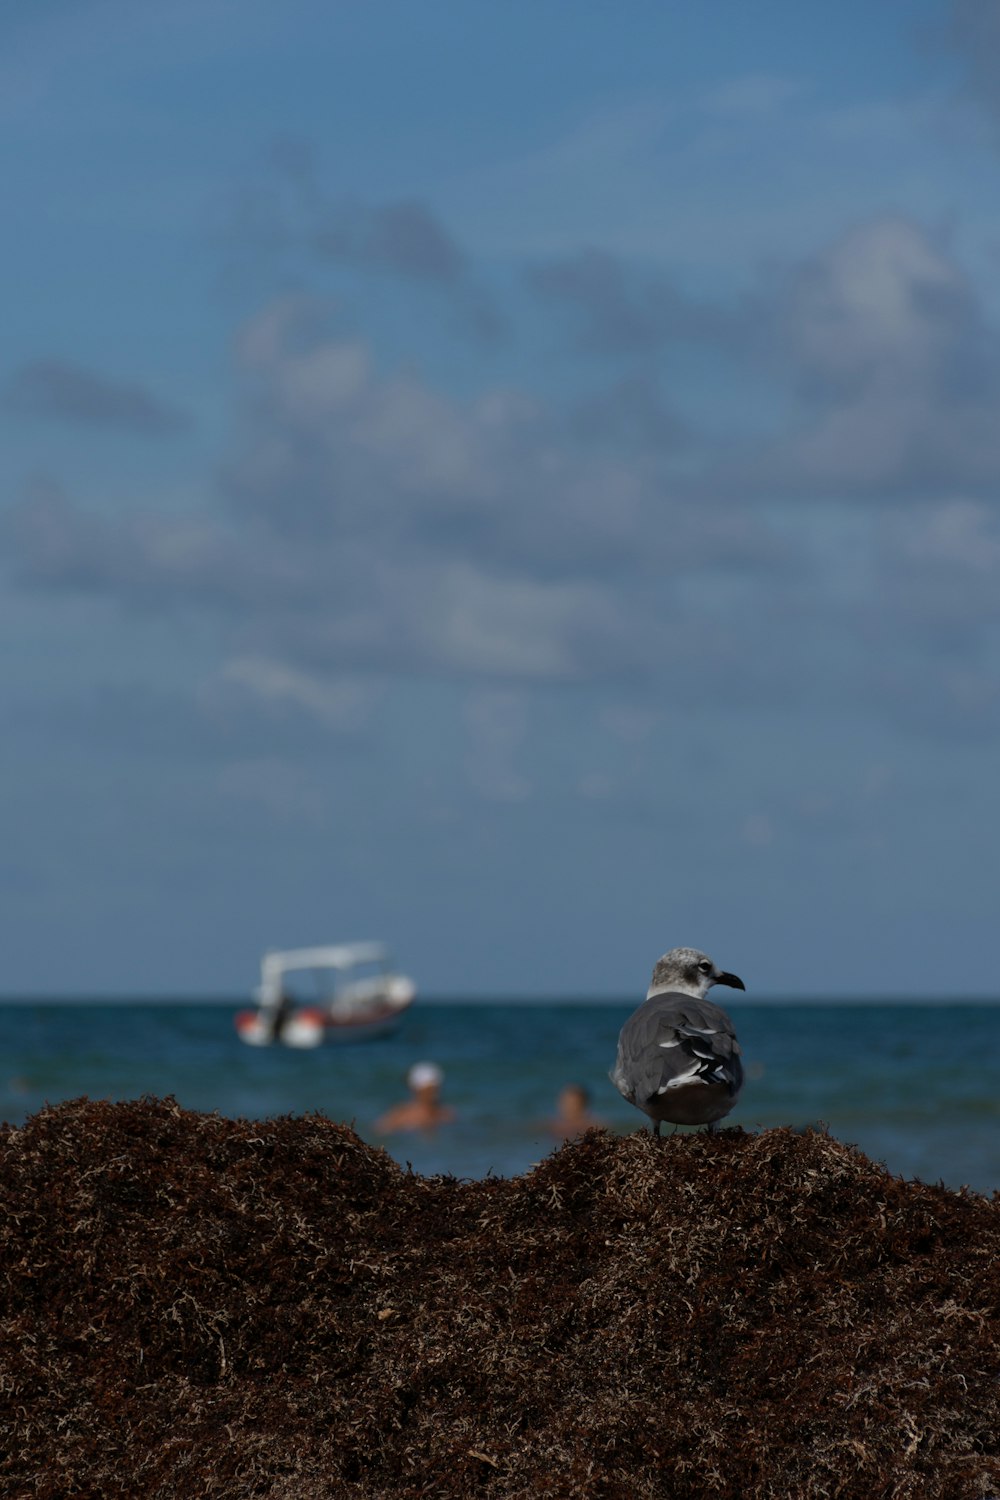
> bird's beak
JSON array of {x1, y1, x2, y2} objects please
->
[{"x1": 715, "y1": 970, "x2": 745, "y2": 991}]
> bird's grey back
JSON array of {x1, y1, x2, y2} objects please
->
[{"x1": 613, "y1": 990, "x2": 743, "y2": 1107}]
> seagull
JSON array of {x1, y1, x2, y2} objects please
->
[{"x1": 610, "y1": 947, "x2": 745, "y2": 1135}]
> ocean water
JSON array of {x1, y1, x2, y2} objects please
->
[{"x1": 0, "y1": 999, "x2": 998, "y2": 1194}]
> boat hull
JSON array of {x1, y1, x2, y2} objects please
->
[{"x1": 235, "y1": 994, "x2": 413, "y2": 1048}]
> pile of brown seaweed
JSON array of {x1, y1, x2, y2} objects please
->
[{"x1": 2, "y1": 1098, "x2": 999, "y2": 1499}]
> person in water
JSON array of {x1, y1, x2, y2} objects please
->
[
  {"x1": 546, "y1": 1083, "x2": 603, "y2": 1139},
  {"x1": 375, "y1": 1061, "x2": 456, "y2": 1134},
  {"x1": 266, "y1": 990, "x2": 295, "y2": 1043}
]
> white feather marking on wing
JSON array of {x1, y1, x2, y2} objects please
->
[{"x1": 656, "y1": 1067, "x2": 705, "y2": 1094}]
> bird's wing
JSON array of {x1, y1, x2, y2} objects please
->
[{"x1": 615, "y1": 992, "x2": 743, "y2": 1106}]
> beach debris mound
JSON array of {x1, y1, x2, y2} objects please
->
[{"x1": 1, "y1": 1098, "x2": 999, "y2": 1498}]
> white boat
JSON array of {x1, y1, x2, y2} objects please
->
[{"x1": 235, "y1": 942, "x2": 416, "y2": 1048}]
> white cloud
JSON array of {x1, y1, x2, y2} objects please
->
[
  {"x1": 215, "y1": 657, "x2": 379, "y2": 731},
  {"x1": 707, "y1": 216, "x2": 1000, "y2": 501},
  {"x1": 782, "y1": 218, "x2": 973, "y2": 388},
  {"x1": 700, "y1": 74, "x2": 806, "y2": 120},
  {"x1": 898, "y1": 498, "x2": 1000, "y2": 573},
  {"x1": 425, "y1": 564, "x2": 622, "y2": 680},
  {"x1": 274, "y1": 341, "x2": 371, "y2": 415},
  {"x1": 235, "y1": 294, "x2": 334, "y2": 370}
]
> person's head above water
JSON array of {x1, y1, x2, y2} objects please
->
[
  {"x1": 548, "y1": 1081, "x2": 603, "y2": 1138},
  {"x1": 557, "y1": 1083, "x2": 590, "y2": 1116},
  {"x1": 407, "y1": 1060, "x2": 443, "y2": 1092},
  {"x1": 375, "y1": 1060, "x2": 455, "y2": 1134}
]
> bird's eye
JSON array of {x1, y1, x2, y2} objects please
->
[{"x1": 697, "y1": 960, "x2": 712, "y2": 974}]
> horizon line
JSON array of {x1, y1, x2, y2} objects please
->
[{"x1": 1, "y1": 992, "x2": 999, "y2": 1007}]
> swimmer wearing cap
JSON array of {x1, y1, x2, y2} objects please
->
[{"x1": 374, "y1": 1060, "x2": 457, "y2": 1134}]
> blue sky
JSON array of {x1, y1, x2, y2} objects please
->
[{"x1": 3, "y1": 0, "x2": 1000, "y2": 997}]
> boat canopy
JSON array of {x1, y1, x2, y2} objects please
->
[{"x1": 258, "y1": 943, "x2": 391, "y2": 1006}]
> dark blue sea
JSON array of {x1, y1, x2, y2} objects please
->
[{"x1": 1, "y1": 999, "x2": 997, "y2": 1194}]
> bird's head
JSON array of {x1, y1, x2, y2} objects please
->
[{"x1": 647, "y1": 946, "x2": 746, "y2": 1001}]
